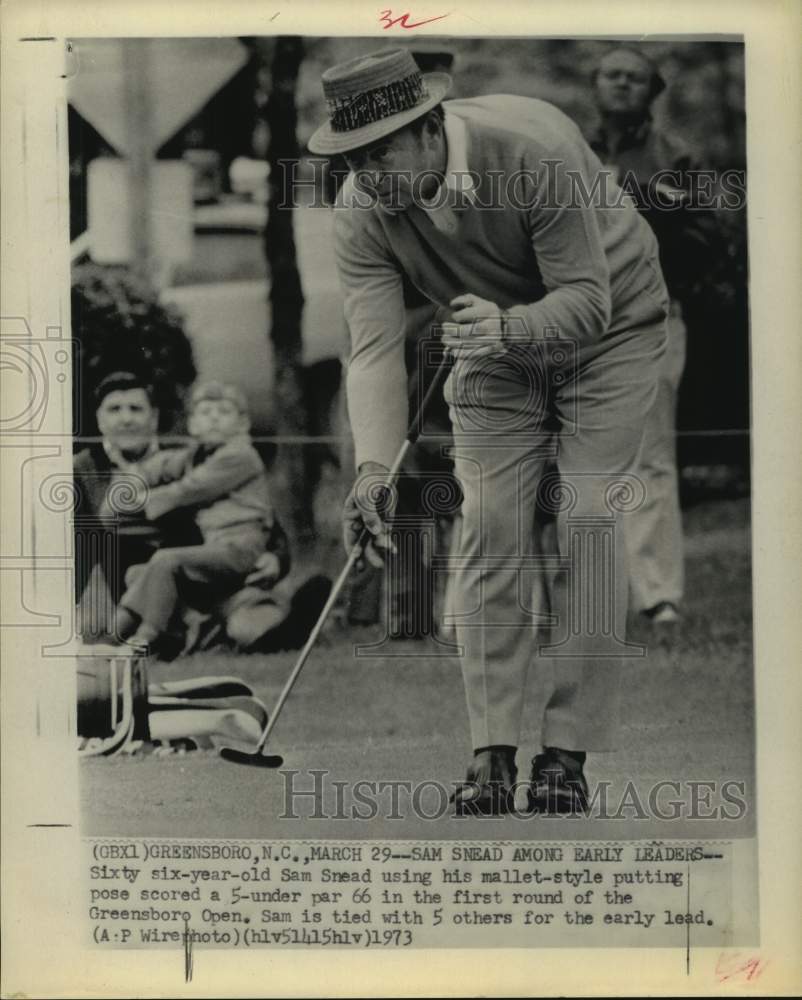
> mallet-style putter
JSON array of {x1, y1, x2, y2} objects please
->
[{"x1": 220, "y1": 349, "x2": 453, "y2": 768}]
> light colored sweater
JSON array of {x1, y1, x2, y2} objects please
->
[
  {"x1": 141, "y1": 435, "x2": 273, "y2": 542},
  {"x1": 333, "y1": 94, "x2": 669, "y2": 468}
]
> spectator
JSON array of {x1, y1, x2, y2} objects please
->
[
  {"x1": 73, "y1": 371, "x2": 198, "y2": 610},
  {"x1": 75, "y1": 373, "x2": 327, "y2": 654},
  {"x1": 114, "y1": 381, "x2": 286, "y2": 649},
  {"x1": 588, "y1": 45, "x2": 715, "y2": 630}
]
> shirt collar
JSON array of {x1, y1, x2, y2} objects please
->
[
  {"x1": 590, "y1": 114, "x2": 653, "y2": 156},
  {"x1": 420, "y1": 110, "x2": 477, "y2": 209},
  {"x1": 102, "y1": 437, "x2": 158, "y2": 472},
  {"x1": 444, "y1": 110, "x2": 474, "y2": 197}
]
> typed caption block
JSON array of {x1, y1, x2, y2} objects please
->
[{"x1": 85, "y1": 838, "x2": 750, "y2": 949}]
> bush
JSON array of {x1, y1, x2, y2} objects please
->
[{"x1": 71, "y1": 263, "x2": 196, "y2": 435}]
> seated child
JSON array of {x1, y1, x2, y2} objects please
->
[{"x1": 115, "y1": 381, "x2": 278, "y2": 649}]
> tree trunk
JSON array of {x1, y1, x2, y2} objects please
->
[
  {"x1": 263, "y1": 37, "x2": 313, "y2": 549},
  {"x1": 122, "y1": 40, "x2": 156, "y2": 283}
]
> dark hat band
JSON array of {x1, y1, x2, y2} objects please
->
[{"x1": 328, "y1": 70, "x2": 428, "y2": 134}]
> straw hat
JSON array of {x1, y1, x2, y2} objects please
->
[{"x1": 308, "y1": 47, "x2": 451, "y2": 156}]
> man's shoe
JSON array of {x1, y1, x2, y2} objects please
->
[
  {"x1": 642, "y1": 601, "x2": 681, "y2": 648},
  {"x1": 116, "y1": 634, "x2": 152, "y2": 656},
  {"x1": 527, "y1": 748, "x2": 589, "y2": 815},
  {"x1": 450, "y1": 748, "x2": 517, "y2": 817},
  {"x1": 644, "y1": 601, "x2": 680, "y2": 625}
]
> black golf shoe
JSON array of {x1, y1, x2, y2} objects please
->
[
  {"x1": 450, "y1": 747, "x2": 518, "y2": 817},
  {"x1": 526, "y1": 747, "x2": 589, "y2": 816}
]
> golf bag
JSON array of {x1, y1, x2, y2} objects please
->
[{"x1": 76, "y1": 644, "x2": 267, "y2": 756}]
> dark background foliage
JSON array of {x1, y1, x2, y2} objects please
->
[{"x1": 71, "y1": 263, "x2": 196, "y2": 435}]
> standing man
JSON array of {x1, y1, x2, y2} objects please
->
[
  {"x1": 309, "y1": 48, "x2": 669, "y2": 815},
  {"x1": 589, "y1": 46, "x2": 711, "y2": 630}
]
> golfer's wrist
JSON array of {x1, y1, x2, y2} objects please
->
[{"x1": 354, "y1": 462, "x2": 394, "y2": 521}]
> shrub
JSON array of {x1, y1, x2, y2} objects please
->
[{"x1": 71, "y1": 263, "x2": 196, "y2": 435}]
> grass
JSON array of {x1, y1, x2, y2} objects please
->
[{"x1": 81, "y1": 497, "x2": 754, "y2": 841}]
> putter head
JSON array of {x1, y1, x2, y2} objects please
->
[{"x1": 219, "y1": 746, "x2": 284, "y2": 768}]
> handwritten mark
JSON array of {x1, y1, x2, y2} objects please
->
[
  {"x1": 183, "y1": 921, "x2": 194, "y2": 983},
  {"x1": 270, "y1": 11, "x2": 280, "y2": 20},
  {"x1": 715, "y1": 953, "x2": 768, "y2": 984},
  {"x1": 379, "y1": 9, "x2": 450, "y2": 29},
  {"x1": 685, "y1": 862, "x2": 691, "y2": 975}
]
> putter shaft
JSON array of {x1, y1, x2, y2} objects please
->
[
  {"x1": 250, "y1": 439, "x2": 412, "y2": 758},
  {"x1": 223, "y1": 350, "x2": 453, "y2": 766}
]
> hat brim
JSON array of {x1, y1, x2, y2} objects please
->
[{"x1": 307, "y1": 72, "x2": 451, "y2": 156}]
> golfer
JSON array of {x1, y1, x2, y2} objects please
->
[{"x1": 309, "y1": 48, "x2": 669, "y2": 815}]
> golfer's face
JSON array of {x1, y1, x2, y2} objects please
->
[
  {"x1": 345, "y1": 126, "x2": 432, "y2": 213},
  {"x1": 595, "y1": 51, "x2": 653, "y2": 115},
  {"x1": 96, "y1": 388, "x2": 157, "y2": 457}
]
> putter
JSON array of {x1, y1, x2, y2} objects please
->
[{"x1": 220, "y1": 349, "x2": 453, "y2": 768}]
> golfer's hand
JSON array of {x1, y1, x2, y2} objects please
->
[
  {"x1": 447, "y1": 294, "x2": 507, "y2": 359},
  {"x1": 244, "y1": 551, "x2": 281, "y2": 589},
  {"x1": 343, "y1": 463, "x2": 397, "y2": 570}
]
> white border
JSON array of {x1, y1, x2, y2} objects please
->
[{"x1": 1, "y1": 0, "x2": 800, "y2": 995}]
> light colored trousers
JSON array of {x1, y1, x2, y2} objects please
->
[
  {"x1": 121, "y1": 525, "x2": 266, "y2": 634},
  {"x1": 444, "y1": 312, "x2": 667, "y2": 752},
  {"x1": 624, "y1": 302, "x2": 687, "y2": 612}
]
